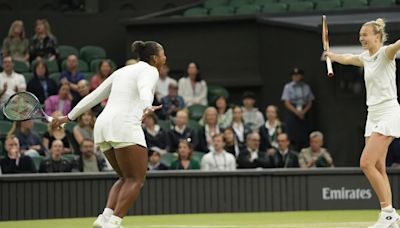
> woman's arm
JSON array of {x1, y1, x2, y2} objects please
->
[
  {"x1": 325, "y1": 51, "x2": 363, "y2": 67},
  {"x1": 385, "y1": 39, "x2": 400, "y2": 60},
  {"x1": 73, "y1": 126, "x2": 84, "y2": 145}
]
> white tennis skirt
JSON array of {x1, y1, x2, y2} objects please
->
[{"x1": 365, "y1": 99, "x2": 400, "y2": 138}]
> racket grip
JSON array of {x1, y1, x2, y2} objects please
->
[{"x1": 326, "y1": 57, "x2": 334, "y2": 77}]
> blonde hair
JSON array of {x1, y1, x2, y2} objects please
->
[
  {"x1": 35, "y1": 19, "x2": 54, "y2": 38},
  {"x1": 8, "y1": 20, "x2": 26, "y2": 39},
  {"x1": 363, "y1": 18, "x2": 387, "y2": 43}
]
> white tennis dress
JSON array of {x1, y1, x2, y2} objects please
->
[
  {"x1": 359, "y1": 46, "x2": 400, "y2": 137},
  {"x1": 67, "y1": 61, "x2": 159, "y2": 149}
]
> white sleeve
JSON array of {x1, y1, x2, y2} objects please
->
[
  {"x1": 137, "y1": 68, "x2": 159, "y2": 110},
  {"x1": 201, "y1": 155, "x2": 210, "y2": 171},
  {"x1": 67, "y1": 73, "x2": 115, "y2": 120},
  {"x1": 17, "y1": 74, "x2": 26, "y2": 91},
  {"x1": 228, "y1": 154, "x2": 236, "y2": 170},
  {"x1": 197, "y1": 81, "x2": 208, "y2": 105}
]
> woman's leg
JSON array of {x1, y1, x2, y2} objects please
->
[
  {"x1": 103, "y1": 149, "x2": 124, "y2": 210},
  {"x1": 376, "y1": 153, "x2": 392, "y2": 209},
  {"x1": 113, "y1": 145, "x2": 148, "y2": 218},
  {"x1": 360, "y1": 133, "x2": 393, "y2": 208}
]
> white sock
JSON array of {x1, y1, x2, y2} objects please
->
[
  {"x1": 382, "y1": 205, "x2": 394, "y2": 212},
  {"x1": 103, "y1": 208, "x2": 114, "y2": 219},
  {"x1": 108, "y1": 215, "x2": 122, "y2": 225}
]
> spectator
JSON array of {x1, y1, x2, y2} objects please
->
[
  {"x1": 230, "y1": 105, "x2": 252, "y2": 146},
  {"x1": 27, "y1": 59, "x2": 58, "y2": 103},
  {"x1": 0, "y1": 135, "x2": 36, "y2": 174},
  {"x1": 281, "y1": 68, "x2": 315, "y2": 151},
  {"x1": 143, "y1": 112, "x2": 168, "y2": 153},
  {"x1": 259, "y1": 105, "x2": 286, "y2": 151},
  {"x1": 42, "y1": 111, "x2": 72, "y2": 154},
  {"x1": 11, "y1": 120, "x2": 46, "y2": 156},
  {"x1": 160, "y1": 81, "x2": 185, "y2": 120},
  {"x1": 148, "y1": 149, "x2": 168, "y2": 171},
  {"x1": 178, "y1": 62, "x2": 207, "y2": 106},
  {"x1": 0, "y1": 56, "x2": 26, "y2": 104},
  {"x1": 74, "y1": 139, "x2": 106, "y2": 172},
  {"x1": 387, "y1": 139, "x2": 400, "y2": 167},
  {"x1": 71, "y1": 79, "x2": 103, "y2": 115},
  {"x1": 265, "y1": 133, "x2": 299, "y2": 168},
  {"x1": 90, "y1": 59, "x2": 113, "y2": 91},
  {"x1": 73, "y1": 111, "x2": 95, "y2": 145},
  {"x1": 39, "y1": 140, "x2": 73, "y2": 173},
  {"x1": 241, "y1": 91, "x2": 264, "y2": 132},
  {"x1": 156, "y1": 64, "x2": 177, "y2": 101},
  {"x1": 1, "y1": 20, "x2": 29, "y2": 63},
  {"x1": 167, "y1": 109, "x2": 198, "y2": 152},
  {"x1": 60, "y1": 54, "x2": 84, "y2": 96},
  {"x1": 223, "y1": 127, "x2": 244, "y2": 158},
  {"x1": 44, "y1": 82, "x2": 72, "y2": 116},
  {"x1": 197, "y1": 107, "x2": 222, "y2": 153},
  {"x1": 170, "y1": 140, "x2": 201, "y2": 170},
  {"x1": 299, "y1": 131, "x2": 333, "y2": 168},
  {"x1": 29, "y1": 19, "x2": 58, "y2": 61},
  {"x1": 214, "y1": 96, "x2": 232, "y2": 129},
  {"x1": 237, "y1": 132, "x2": 269, "y2": 169},
  {"x1": 201, "y1": 134, "x2": 236, "y2": 171}
]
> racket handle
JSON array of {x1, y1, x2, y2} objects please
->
[{"x1": 326, "y1": 57, "x2": 334, "y2": 77}]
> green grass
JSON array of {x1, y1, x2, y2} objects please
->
[{"x1": 0, "y1": 210, "x2": 379, "y2": 228}]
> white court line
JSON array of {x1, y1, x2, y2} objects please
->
[{"x1": 143, "y1": 222, "x2": 371, "y2": 228}]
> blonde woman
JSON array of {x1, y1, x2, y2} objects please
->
[
  {"x1": 30, "y1": 19, "x2": 58, "y2": 61},
  {"x1": 73, "y1": 110, "x2": 95, "y2": 145},
  {"x1": 42, "y1": 111, "x2": 72, "y2": 154},
  {"x1": 1, "y1": 20, "x2": 29, "y2": 63},
  {"x1": 326, "y1": 18, "x2": 400, "y2": 228}
]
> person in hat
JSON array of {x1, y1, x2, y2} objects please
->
[
  {"x1": 281, "y1": 68, "x2": 315, "y2": 151},
  {"x1": 241, "y1": 91, "x2": 265, "y2": 132},
  {"x1": 148, "y1": 148, "x2": 168, "y2": 171}
]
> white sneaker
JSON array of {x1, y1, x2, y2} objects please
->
[
  {"x1": 368, "y1": 210, "x2": 400, "y2": 228},
  {"x1": 103, "y1": 222, "x2": 123, "y2": 228},
  {"x1": 93, "y1": 214, "x2": 108, "y2": 228}
]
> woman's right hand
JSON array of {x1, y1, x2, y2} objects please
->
[
  {"x1": 51, "y1": 116, "x2": 70, "y2": 129},
  {"x1": 323, "y1": 51, "x2": 335, "y2": 62}
]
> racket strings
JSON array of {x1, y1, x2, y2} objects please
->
[{"x1": 3, "y1": 93, "x2": 41, "y2": 121}]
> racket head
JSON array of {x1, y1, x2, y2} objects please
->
[
  {"x1": 2, "y1": 91, "x2": 48, "y2": 121},
  {"x1": 322, "y1": 15, "x2": 330, "y2": 51}
]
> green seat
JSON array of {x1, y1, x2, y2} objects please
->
[
  {"x1": 207, "y1": 85, "x2": 229, "y2": 105},
  {"x1": 61, "y1": 59, "x2": 89, "y2": 72},
  {"x1": 229, "y1": 0, "x2": 254, "y2": 7},
  {"x1": 209, "y1": 6, "x2": 235, "y2": 16},
  {"x1": 236, "y1": 5, "x2": 261, "y2": 14},
  {"x1": 83, "y1": 72, "x2": 94, "y2": 81},
  {"x1": 31, "y1": 59, "x2": 60, "y2": 74},
  {"x1": 0, "y1": 120, "x2": 12, "y2": 137},
  {"x1": 253, "y1": 0, "x2": 277, "y2": 6},
  {"x1": 188, "y1": 119, "x2": 202, "y2": 130},
  {"x1": 158, "y1": 119, "x2": 171, "y2": 131},
  {"x1": 31, "y1": 156, "x2": 44, "y2": 170},
  {"x1": 314, "y1": 0, "x2": 341, "y2": 10},
  {"x1": 192, "y1": 151, "x2": 204, "y2": 163},
  {"x1": 341, "y1": 0, "x2": 368, "y2": 9},
  {"x1": 279, "y1": 0, "x2": 303, "y2": 3},
  {"x1": 62, "y1": 154, "x2": 76, "y2": 162},
  {"x1": 22, "y1": 72, "x2": 34, "y2": 83},
  {"x1": 160, "y1": 153, "x2": 177, "y2": 167},
  {"x1": 49, "y1": 72, "x2": 61, "y2": 83},
  {"x1": 204, "y1": 0, "x2": 229, "y2": 8},
  {"x1": 13, "y1": 60, "x2": 29, "y2": 73},
  {"x1": 288, "y1": 2, "x2": 314, "y2": 12},
  {"x1": 89, "y1": 59, "x2": 117, "y2": 73},
  {"x1": 369, "y1": 0, "x2": 395, "y2": 7},
  {"x1": 183, "y1": 7, "x2": 209, "y2": 17},
  {"x1": 0, "y1": 140, "x2": 4, "y2": 157},
  {"x1": 261, "y1": 3, "x2": 287, "y2": 13},
  {"x1": 33, "y1": 121, "x2": 48, "y2": 136},
  {"x1": 64, "y1": 121, "x2": 77, "y2": 133},
  {"x1": 79, "y1": 46, "x2": 106, "y2": 64},
  {"x1": 188, "y1": 104, "x2": 208, "y2": 121},
  {"x1": 58, "y1": 45, "x2": 79, "y2": 61}
]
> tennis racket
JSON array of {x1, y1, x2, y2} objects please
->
[
  {"x1": 2, "y1": 91, "x2": 63, "y2": 127},
  {"x1": 322, "y1": 15, "x2": 334, "y2": 77}
]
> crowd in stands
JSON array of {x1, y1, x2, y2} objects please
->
[{"x1": 2, "y1": 18, "x2": 369, "y2": 175}]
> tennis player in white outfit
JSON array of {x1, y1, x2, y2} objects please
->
[
  {"x1": 326, "y1": 19, "x2": 400, "y2": 228},
  {"x1": 52, "y1": 41, "x2": 166, "y2": 228}
]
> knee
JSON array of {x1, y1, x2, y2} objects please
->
[
  {"x1": 123, "y1": 175, "x2": 146, "y2": 186},
  {"x1": 360, "y1": 158, "x2": 374, "y2": 171}
]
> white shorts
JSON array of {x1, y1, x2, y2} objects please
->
[
  {"x1": 97, "y1": 141, "x2": 136, "y2": 152},
  {"x1": 365, "y1": 99, "x2": 400, "y2": 138}
]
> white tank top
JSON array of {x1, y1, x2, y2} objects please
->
[{"x1": 359, "y1": 46, "x2": 397, "y2": 107}]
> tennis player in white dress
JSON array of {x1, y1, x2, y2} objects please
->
[
  {"x1": 326, "y1": 18, "x2": 400, "y2": 228},
  {"x1": 53, "y1": 41, "x2": 166, "y2": 228}
]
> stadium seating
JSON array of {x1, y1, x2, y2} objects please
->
[
  {"x1": 0, "y1": 120, "x2": 12, "y2": 139},
  {"x1": 61, "y1": 59, "x2": 89, "y2": 72},
  {"x1": 236, "y1": 5, "x2": 261, "y2": 15},
  {"x1": 261, "y1": 3, "x2": 288, "y2": 13},
  {"x1": 79, "y1": 46, "x2": 107, "y2": 64},
  {"x1": 253, "y1": 0, "x2": 276, "y2": 6},
  {"x1": 83, "y1": 72, "x2": 94, "y2": 81},
  {"x1": 369, "y1": 0, "x2": 396, "y2": 7},
  {"x1": 89, "y1": 59, "x2": 117, "y2": 73},
  {"x1": 288, "y1": 2, "x2": 314, "y2": 12},
  {"x1": 64, "y1": 121, "x2": 77, "y2": 133},
  {"x1": 58, "y1": 45, "x2": 80, "y2": 61},
  {"x1": 158, "y1": 119, "x2": 172, "y2": 131},
  {"x1": 209, "y1": 6, "x2": 235, "y2": 16},
  {"x1": 192, "y1": 151, "x2": 204, "y2": 163},
  {"x1": 31, "y1": 156, "x2": 43, "y2": 170},
  {"x1": 341, "y1": 0, "x2": 368, "y2": 9},
  {"x1": 188, "y1": 119, "x2": 202, "y2": 130},
  {"x1": 31, "y1": 59, "x2": 60, "y2": 73},
  {"x1": 183, "y1": 7, "x2": 209, "y2": 17},
  {"x1": 204, "y1": 0, "x2": 229, "y2": 8},
  {"x1": 188, "y1": 104, "x2": 208, "y2": 121},
  {"x1": 0, "y1": 140, "x2": 4, "y2": 157},
  {"x1": 229, "y1": 0, "x2": 254, "y2": 7},
  {"x1": 160, "y1": 152, "x2": 178, "y2": 167},
  {"x1": 13, "y1": 60, "x2": 29, "y2": 73},
  {"x1": 314, "y1": 0, "x2": 341, "y2": 11},
  {"x1": 207, "y1": 85, "x2": 229, "y2": 104},
  {"x1": 22, "y1": 72, "x2": 34, "y2": 82},
  {"x1": 49, "y1": 72, "x2": 61, "y2": 83},
  {"x1": 33, "y1": 121, "x2": 48, "y2": 137}
]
